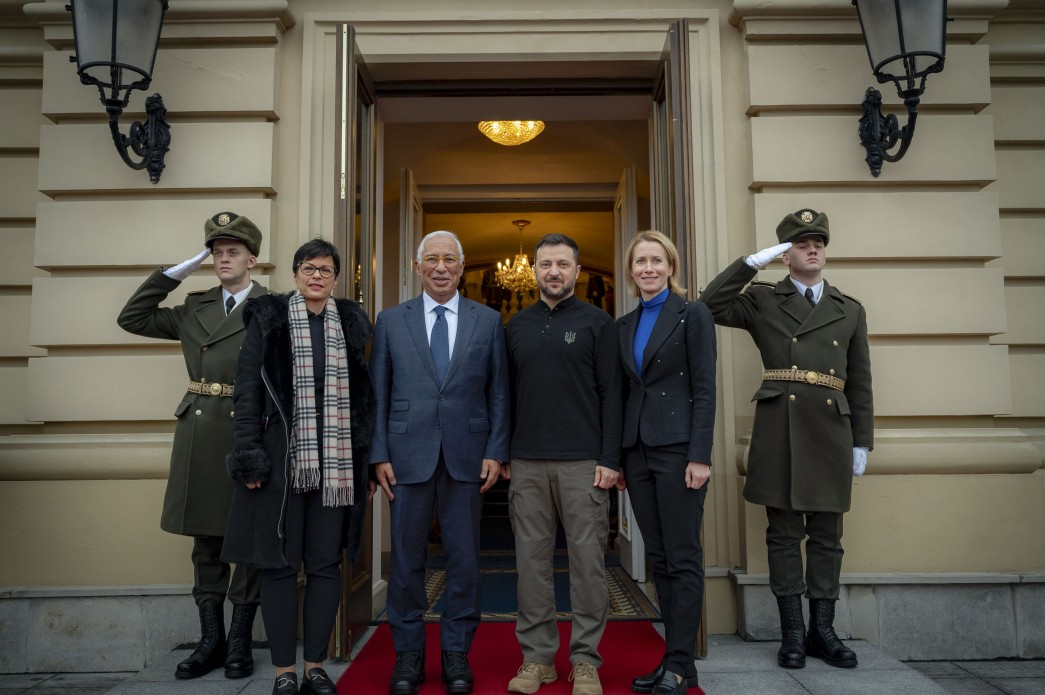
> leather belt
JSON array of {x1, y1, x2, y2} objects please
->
[
  {"x1": 187, "y1": 379, "x2": 234, "y2": 397},
  {"x1": 763, "y1": 368, "x2": 845, "y2": 392}
]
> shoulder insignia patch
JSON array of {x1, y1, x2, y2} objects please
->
[
  {"x1": 186, "y1": 290, "x2": 206, "y2": 297},
  {"x1": 750, "y1": 281, "x2": 775, "y2": 288}
]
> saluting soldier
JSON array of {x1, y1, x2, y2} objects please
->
[
  {"x1": 698, "y1": 209, "x2": 873, "y2": 671},
  {"x1": 117, "y1": 212, "x2": 268, "y2": 680}
]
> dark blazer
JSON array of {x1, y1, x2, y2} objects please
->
[
  {"x1": 221, "y1": 293, "x2": 376, "y2": 569},
  {"x1": 117, "y1": 270, "x2": 269, "y2": 537},
  {"x1": 698, "y1": 257, "x2": 873, "y2": 513},
  {"x1": 368, "y1": 294, "x2": 510, "y2": 483},
  {"x1": 618, "y1": 292, "x2": 717, "y2": 464}
]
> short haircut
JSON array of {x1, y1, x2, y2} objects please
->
[
  {"x1": 416, "y1": 230, "x2": 464, "y2": 263},
  {"x1": 623, "y1": 230, "x2": 687, "y2": 297},
  {"x1": 534, "y1": 233, "x2": 579, "y2": 262},
  {"x1": 293, "y1": 237, "x2": 341, "y2": 277}
]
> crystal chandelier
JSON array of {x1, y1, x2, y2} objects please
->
[
  {"x1": 477, "y1": 120, "x2": 545, "y2": 146},
  {"x1": 496, "y1": 220, "x2": 538, "y2": 292}
]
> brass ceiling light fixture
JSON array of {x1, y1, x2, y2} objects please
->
[
  {"x1": 477, "y1": 120, "x2": 545, "y2": 146},
  {"x1": 496, "y1": 219, "x2": 538, "y2": 292}
]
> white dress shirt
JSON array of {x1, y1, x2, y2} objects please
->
[
  {"x1": 222, "y1": 282, "x2": 255, "y2": 313},
  {"x1": 422, "y1": 290, "x2": 460, "y2": 358},
  {"x1": 789, "y1": 277, "x2": 824, "y2": 305}
]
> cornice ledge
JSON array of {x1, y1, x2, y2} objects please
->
[
  {"x1": 730, "y1": 0, "x2": 1010, "y2": 27},
  {"x1": 735, "y1": 427, "x2": 1042, "y2": 476},
  {"x1": 0, "y1": 45, "x2": 44, "y2": 64},
  {"x1": 990, "y1": 44, "x2": 1045, "y2": 63},
  {"x1": 23, "y1": 0, "x2": 294, "y2": 30}
]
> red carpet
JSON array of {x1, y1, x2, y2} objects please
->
[{"x1": 338, "y1": 621, "x2": 676, "y2": 694}]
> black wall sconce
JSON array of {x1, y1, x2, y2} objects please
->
[
  {"x1": 68, "y1": 0, "x2": 170, "y2": 184},
  {"x1": 853, "y1": 0, "x2": 948, "y2": 177}
]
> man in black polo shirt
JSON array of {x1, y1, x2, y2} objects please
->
[{"x1": 504, "y1": 234, "x2": 623, "y2": 695}]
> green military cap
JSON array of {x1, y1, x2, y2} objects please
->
[
  {"x1": 776, "y1": 208, "x2": 829, "y2": 245},
  {"x1": 204, "y1": 212, "x2": 262, "y2": 256}
]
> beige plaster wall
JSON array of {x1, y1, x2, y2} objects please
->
[
  {"x1": 1, "y1": 2, "x2": 1042, "y2": 630},
  {"x1": 730, "y1": 0, "x2": 1044, "y2": 582}
]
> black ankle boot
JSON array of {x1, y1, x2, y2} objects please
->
[
  {"x1": 175, "y1": 600, "x2": 227, "y2": 679},
  {"x1": 224, "y1": 603, "x2": 257, "y2": 678},
  {"x1": 806, "y1": 599, "x2": 857, "y2": 668},
  {"x1": 776, "y1": 594, "x2": 806, "y2": 669}
]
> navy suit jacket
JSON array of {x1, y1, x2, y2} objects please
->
[
  {"x1": 369, "y1": 294, "x2": 510, "y2": 484},
  {"x1": 617, "y1": 292, "x2": 717, "y2": 464}
]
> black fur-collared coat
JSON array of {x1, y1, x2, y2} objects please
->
[{"x1": 221, "y1": 293, "x2": 376, "y2": 569}]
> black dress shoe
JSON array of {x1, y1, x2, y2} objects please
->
[
  {"x1": 651, "y1": 671, "x2": 686, "y2": 695},
  {"x1": 441, "y1": 650, "x2": 474, "y2": 694},
  {"x1": 300, "y1": 667, "x2": 338, "y2": 695},
  {"x1": 175, "y1": 600, "x2": 227, "y2": 679},
  {"x1": 390, "y1": 650, "x2": 425, "y2": 695},
  {"x1": 272, "y1": 672, "x2": 298, "y2": 695},
  {"x1": 632, "y1": 659, "x2": 700, "y2": 694}
]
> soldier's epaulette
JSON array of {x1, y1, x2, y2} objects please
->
[
  {"x1": 839, "y1": 291, "x2": 862, "y2": 305},
  {"x1": 186, "y1": 290, "x2": 207, "y2": 297},
  {"x1": 750, "y1": 281, "x2": 775, "y2": 288}
]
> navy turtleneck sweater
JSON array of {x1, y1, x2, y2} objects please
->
[{"x1": 633, "y1": 287, "x2": 670, "y2": 377}]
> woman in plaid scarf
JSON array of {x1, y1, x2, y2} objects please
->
[{"x1": 223, "y1": 238, "x2": 376, "y2": 695}]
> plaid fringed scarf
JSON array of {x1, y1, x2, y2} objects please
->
[{"x1": 288, "y1": 292, "x2": 354, "y2": 507}]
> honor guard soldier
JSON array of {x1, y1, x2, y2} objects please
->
[
  {"x1": 118, "y1": 212, "x2": 269, "y2": 680},
  {"x1": 699, "y1": 209, "x2": 874, "y2": 671}
]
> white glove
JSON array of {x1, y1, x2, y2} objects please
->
[
  {"x1": 163, "y1": 248, "x2": 211, "y2": 281},
  {"x1": 745, "y1": 242, "x2": 792, "y2": 270},
  {"x1": 853, "y1": 447, "x2": 868, "y2": 477}
]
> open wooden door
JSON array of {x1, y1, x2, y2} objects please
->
[
  {"x1": 650, "y1": 19, "x2": 708, "y2": 659},
  {"x1": 613, "y1": 165, "x2": 646, "y2": 582},
  {"x1": 399, "y1": 168, "x2": 424, "y2": 302},
  {"x1": 332, "y1": 22, "x2": 377, "y2": 659}
]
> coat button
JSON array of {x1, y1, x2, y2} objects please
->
[
  {"x1": 230, "y1": 411, "x2": 235, "y2": 417},
  {"x1": 833, "y1": 340, "x2": 839, "y2": 347},
  {"x1": 792, "y1": 365, "x2": 797, "y2": 369},
  {"x1": 826, "y1": 399, "x2": 833, "y2": 406},
  {"x1": 202, "y1": 346, "x2": 208, "y2": 351},
  {"x1": 789, "y1": 395, "x2": 796, "y2": 402},
  {"x1": 679, "y1": 371, "x2": 684, "y2": 376},
  {"x1": 792, "y1": 337, "x2": 798, "y2": 343},
  {"x1": 195, "y1": 409, "x2": 203, "y2": 415},
  {"x1": 829, "y1": 369, "x2": 835, "y2": 375}
]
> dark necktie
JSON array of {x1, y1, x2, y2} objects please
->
[
  {"x1": 225, "y1": 295, "x2": 236, "y2": 315},
  {"x1": 431, "y1": 305, "x2": 449, "y2": 384},
  {"x1": 804, "y1": 288, "x2": 815, "y2": 308}
]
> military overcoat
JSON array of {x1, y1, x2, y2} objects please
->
[
  {"x1": 698, "y1": 258, "x2": 873, "y2": 513},
  {"x1": 117, "y1": 269, "x2": 269, "y2": 536}
]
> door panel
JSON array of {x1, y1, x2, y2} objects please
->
[
  {"x1": 333, "y1": 22, "x2": 376, "y2": 659},
  {"x1": 399, "y1": 168, "x2": 424, "y2": 302}
]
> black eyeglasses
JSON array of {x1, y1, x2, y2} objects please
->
[{"x1": 299, "y1": 263, "x2": 336, "y2": 279}]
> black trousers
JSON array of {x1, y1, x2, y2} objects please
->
[
  {"x1": 765, "y1": 506, "x2": 844, "y2": 599},
  {"x1": 261, "y1": 488, "x2": 346, "y2": 667},
  {"x1": 624, "y1": 444, "x2": 707, "y2": 677},
  {"x1": 192, "y1": 535, "x2": 261, "y2": 606}
]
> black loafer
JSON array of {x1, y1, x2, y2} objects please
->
[
  {"x1": 651, "y1": 671, "x2": 686, "y2": 695},
  {"x1": 632, "y1": 659, "x2": 699, "y2": 693},
  {"x1": 272, "y1": 672, "x2": 297, "y2": 695},
  {"x1": 300, "y1": 667, "x2": 338, "y2": 695},
  {"x1": 441, "y1": 650, "x2": 474, "y2": 694}
]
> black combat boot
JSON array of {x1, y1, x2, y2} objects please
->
[
  {"x1": 806, "y1": 599, "x2": 858, "y2": 668},
  {"x1": 175, "y1": 600, "x2": 227, "y2": 679},
  {"x1": 776, "y1": 594, "x2": 806, "y2": 669},
  {"x1": 224, "y1": 603, "x2": 257, "y2": 678}
]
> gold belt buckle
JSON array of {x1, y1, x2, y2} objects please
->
[
  {"x1": 209, "y1": 382, "x2": 223, "y2": 396},
  {"x1": 805, "y1": 370, "x2": 820, "y2": 385}
]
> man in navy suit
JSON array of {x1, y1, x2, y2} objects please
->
[{"x1": 369, "y1": 230, "x2": 510, "y2": 695}]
